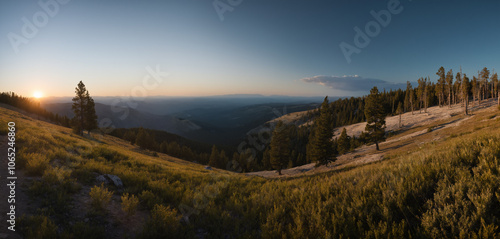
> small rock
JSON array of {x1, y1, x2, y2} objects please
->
[
  {"x1": 106, "y1": 174, "x2": 123, "y2": 188},
  {"x1": 204, "y1": 166, "x2": 212, "y2": 170},
  {"x1": 96, "y1": 175, "x2": 108, "y2": 184}
]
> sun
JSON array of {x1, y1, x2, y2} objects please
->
[{"x1": 33, "y1": 91, "x2": 43, "y2": 99}]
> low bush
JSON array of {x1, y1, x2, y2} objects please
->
[
  {"x1": 89, "y1": 183, "x2": 113, "y2": 211},
  {"x1": 139, "y1": 190, "x2": 163, "y2": 210},
  {"x1": 121, "y1": 193, "x2": 139, "y2": 216},
  {"x1": 25, "y1": 153, "x2": 50, "y2": 176},
  {"x1": 138, "y1": 204, "x2": 182, "y2": 239},
  {"x1": 86, "y1": 146, "x2": 129, "y2": 163},
  {"x1": 18, "y1": 215, "x2": 58, "y2": 239}
]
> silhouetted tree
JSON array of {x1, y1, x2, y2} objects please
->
[
  {"x1": 71, "y1": 81, "x2": 98, "y2": 135},
  {"x1": 84, "y1": 91, "x2": 98, "y2": 135},
  {"x1": 72, "y1": 81, "x2": 87, "y2": 135}
]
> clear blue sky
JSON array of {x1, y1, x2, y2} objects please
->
[{"x1": 1, "y1": 0, "x2": 499, "y2": 97}]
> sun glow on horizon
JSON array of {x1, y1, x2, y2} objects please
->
[{"x1": 33, "y1": 91, "x2": 43, "y2": 99}]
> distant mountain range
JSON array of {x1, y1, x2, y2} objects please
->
[
  {"x1": 42, "y1": 102, "x2": 201, "y2": 136},
  {"x1": 41, "y1": 95, "x2": 324, "y2": 145}
]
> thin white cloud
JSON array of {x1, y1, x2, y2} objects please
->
[{"x1": 301, "y1": 75, "x2": 406, "y2": 92}]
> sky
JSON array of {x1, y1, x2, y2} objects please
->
[{"x1": 1, "y1": 0, "x2": 499, "y2": 98}]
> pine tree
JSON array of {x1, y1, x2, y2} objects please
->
[
  {"x1": 396, "y1": 101, "x2": 403, "y2": 128},
  {"x1": 480, "y1": 67, "x2": 490, "y2": 101},
  {"x1": 219, "y1": 150, "x2": 228, "y2": 169},
  {"x1": 492, "y1": 73, "x2": 499, "y2": 105},
  {"x1": 269, "y1": 121, "x2": 290, "y2": 175},
  {"x1": 436, "y1": 67, "x2": 446, "y2": 107},
  {"x1": 71, "y1": 81, "x2": 98, "y2": 136},
  {"x1": 124, "y1": 130, "x2": 137, "y2": 145},
  {"x1": 472, "y1": 76, "x2": 478, "y2": 105},
  {"x1": 455, "y1": 72, "x2": 462, "y2": 105},
  {"x1": 306, "y1": 97, "x2": 335, "y2": 166},
  {"x1": 84, "y1": 91, "x2": 98, "y2": 135},
  {"x1": 455, "y1": 71, "x2": 462, "y2": 105},
  {"x1": 337, "y1": 128, "x2": 350, "y2": 155},
  {"x1": 446, "y1": 69, "x2": 454, "y2": 108},
  {"x1": 364, "y1": 87, "x2": 386, "y2": 151},
  {"x1": 462, "y1": 74, "x2": 470, "y2": 115},
  {"x1": 425, "y1": 79, "x2": 432, "y2": 111},
  {"x1": 208, "y1": 145, "x2": 219, "y2": 167},
  {"x1": 262, "y1": 147, "x2": 271, "y2": 170},
  {"x1": 72, "y1": 81, "x2": 87, "y2": 135},
  {"x1": 136, "y1": 128, "x2": 153, "y2": 149},
  {"x1": 404, "y1": 83, "x2": 410, "y2": 112},
  {"x1": 409, "y1": 86, "x2": 415, "y2": 115},
  {"x1": 417, "y1": 77, "x2": 426, "y2": 113}
]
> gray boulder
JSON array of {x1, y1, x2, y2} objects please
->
[{"x1": 106, "y1": 174, "x2": 123, "y2": 188}]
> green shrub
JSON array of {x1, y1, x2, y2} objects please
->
[
  {"x1": 86, "y1": 146, "x2": 129, "y2": 163},
  {"x1": 18, "y1": 215, "x2": 58, "y2": 239},
  {"x1": 121, "y1": 193, "x2": 139, "y2": 216},
  {"x1": 42, "y1": 166, "x2": 71, "y2": 184},
  {"x1": 25, "y1": 153, "x2": 50, "y2": 176},
  {"x1": 139, "y1": 190, "x2": 163, "y2": 210},
  {"x1": 89, "y1": 184, "x2": 113, "y2": 211},
  {"x1": 138, "y1": 204, "x2": 181, "y2": 239}
]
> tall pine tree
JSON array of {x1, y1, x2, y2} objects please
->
[
  {"x1": 337, "y1": 128, "x2": 350, "y2": 155},
  {"x1": 446, "y1": 69, "x2": 454, "y2": 108},
  {"x1": 269, "y1": 121, "x2": 290, "y2": 175},
  {"x1": 396, "y1": 101, "x2": 403, "y2": 128},
  {"x1": 72, "y1": 81, "x2": 98, "y2": 136},
  {"x1": 462, "y1": 74, "x2": 470, "y2": 115},
  {"x1": 364, "y1": 87, "x2": 386, "y2": 151},
  {"x1": 85, "y1": 91, "x2": 98, "y2": 135},
  {"x1": 306, "y1": 96, "x2": 335, "y2": 166},
  {"x1": 208, "y1": 145, "x2": 220, "y2": 168},
  {"x1": 436, "y1": 67, "x2": 446, "y2": 107},
  {"x1": 72, "y1": 81, "x2": 88, "y2": 135}
]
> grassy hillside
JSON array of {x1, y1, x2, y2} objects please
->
[{"x1": 1, "y1": 104, "x2": 500, "y2": 238}]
